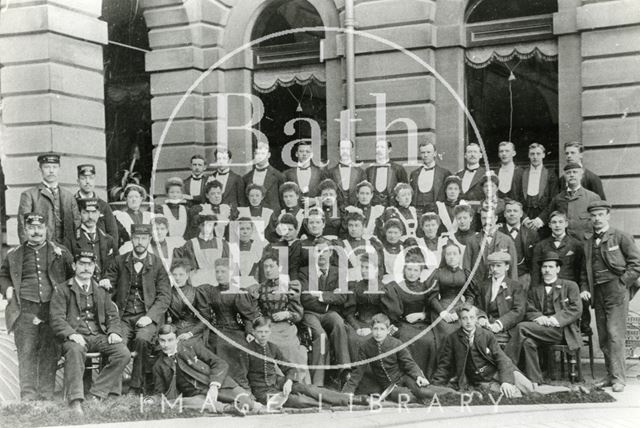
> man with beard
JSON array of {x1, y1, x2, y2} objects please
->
[
  {"x1": 75, "y1": 164, "x2": 119, "y2": 243},
  {"x1": 100, "y1": 224, "x2": 171, "y2": 394},
  {"x1": 0, "y1": 213, "x2": 74, "y2": 400},
  {"x1": 50, "y1": 250, "x2": 130, "y2": 415},
  {"x1": 18, "y1": 153, "x2": 80, "y2": 245},
  {"x1": 66, "y1": 198, "x2": 118, "y2": 279}
]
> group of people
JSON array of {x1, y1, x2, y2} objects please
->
[{"x1": 1, "y1": 137, "x2": 639, "y2": 416}]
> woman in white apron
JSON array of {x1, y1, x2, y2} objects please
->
[
  {"x1": 113, "y1": 184, "x2": 153, "y2": 254},
  {"x1": 237, "y1": 183, "x2": 274, "y2": 243},
  {"x1": 155, "y1": 177, "x2": 188, "y2": 239},
  {"x1": 173, "y1": 213, "x2": 229, "y2": 287},
  {"x1": 405, "y1": 212, "x2": 448, "y2": 280},
  {"x1": 379, "y1": 218, "x2": 407, "y2": 283},
  {"x1": 435, "y1": 175, "x2": 468, "y2": 236},
  {"x1": 389, "y1": 182, "x2": 419, "y2": 239}
]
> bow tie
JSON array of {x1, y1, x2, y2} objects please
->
[
  {"x1": 466, "y1": 167, "x2": 479, "y2": 173},
  {"x1": 422, "y1": 165, "x2": 435, "y2": 171},
  {"x1": 215, "y1": 171, "x2": 229, "y2": 176},
  {"x1": 594, "y1": 231, "x2": 605, "y2": 239},
  {"x1": 191, "y1": 175, "x2": 203, "y2": 181},
  {"x1": 255, "y1": 166, "x2": 268, "y2": 172},
  {"x1": 298, "y1": 165, "x2": 311, "y2": 170}
]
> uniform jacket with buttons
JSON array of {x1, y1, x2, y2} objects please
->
[
  {"x1": 343, "y1": 335, "x2": 423, "y2": 393},
  {"x1": 17, "y1": 184, "x2": 80, "y2": 244},
  {"x1": 526, "y1": 279, "x2": 582, "y2": 350},
  {"x1": 432, "y1": 327, "x2": 516, "y2": 389},
  {"x1": 0, "y1": 241, "x2": 74, "y2": 332},
  {"x1": 49, "y1": 277, "x2": 122, "y2": 340},
  {"x1": 153, "y1": 340, "x2": 230, "y2": 396},
  {"x1": 65, "y1": 227, "x2": 117, "y2": 278}
]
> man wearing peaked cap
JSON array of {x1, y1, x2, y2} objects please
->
[
  {"x1": 535, "y1": 162, "x2": 600, "y2": 240},
  {"x1": 18, "y1": 153, "x2": 80, "y2": 245},
  {"x1": 0, "y1": 212, "x2": 74, "y2": 401},
  {"x1": 100, "y1": 223, "x2": 170, "y2": 394},
  {"x1": 505, "y1": 251, "x2": 583, "y2": 384},
  {"x1": 475, "y1": 250, "x2": 526, "y2": 343},
  {"x1": 50, "y1": 249, "x2": 130, "y2": 414},
  {"x1": 580, "y1": 200, "x2": 640, "y2": 392},
  {"x1": 75, "y1": 163, "x2": 119, "y2": 245},
  {"x1": 65, "y1": 198, "x2": 118, "y2": 281}
]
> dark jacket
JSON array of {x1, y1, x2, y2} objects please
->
[
  {"x1": 49, "y1": 277, "x2": 122, "y2": 340},
  {"x1": 455, "y1": 166, "x2": 486, "y2": 201},
  {"x1": 462, "y1": 230, "x2": 519, "y2": 282},
  {"x1": 74, "y1": 191, "x2": 119, "y2": 244},
  {"x1": 65, "y1": 227, "x2": 118, "y2": 277},
  {"x1": 284, "y1": 164, "x2": 326, "y2": 198},
  {"x1": 539, "y1": 187, "x2": 601, "y2": 239},
  {"x1": 343, "y1": 335, "x2": 423, "y2": 393},
  {"x1": 519, "y1": 165, "x2": 559, "y2": 218},
  {"x1": 498, "y1": 224, "x2": 538, "y2": 277},
  {"x1": 476, "y1": 277, "x2": 526, "y2": 332},
  {"x1": 239, "y1": 340, "x2": 297, "y2": 393},
  {"x1": 432, "y1": 327, "x2": 516, "y2": 388},
  {"x1": 366, "y1": 162, "x2": 409, "y2": 206},
  {"x1": 492, "y1": 164, "x2": 524, "y2": 202},
  {"x1": 209, "y1": 170, "x2": 246, "y2": 208},
  {"x1": 559, "y1": 168, "x2": 606, "y2": 200},
  {"x1": 299, "y1": 265, "x2": 349, "y2": 314},
  {"x1": 183, "y1": 174, "x2": 210, "y2": 205},
  {"x1": 153, "y1": 340, "x2": 230, "y2": 396},
  {"x1": 326, "y1": 163, "x2": 367, "y2": 206},
  {"x1": 409, "y1": 164, "x2": 451, "y2": 208},
  {"x1": 526, "y1": 279, "x2": 582, "y2": 350},
  {"x1": 18, "y1": 184, "x2": 80, "y2": 244},
  {"x1": 532, "y1": 234, "x2": 584, "y2": 285},
  {"x1": 243, "y1": 165, "x2": 285, "y2": 212},
  {"x1": 0, "y1": 241, "x2": 74, "y2": 332},
  {"x1": 103, "y1": 252, "x2": 171, "y2": 325},
  {"x1": 581, "y1": 227, "x2": 640, "y2": 295}
]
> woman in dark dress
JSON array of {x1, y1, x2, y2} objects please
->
[
  {"x1": 166, "y1": 259, "x2": 203, "y2": 342},
  {"x1": 382, "y1": 253, "x2": 438, "y2": 378},
  {"x1": 426, "y1": 242, "x2": 476, "y2": 344}
]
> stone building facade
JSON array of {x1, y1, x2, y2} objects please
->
[{"x1": 0, "y1": 0, "x2": 639, "y2": 248}]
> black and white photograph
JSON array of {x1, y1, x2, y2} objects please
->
[{"x1": 0, "y1": 0, "x2": 639, "y2": 427}]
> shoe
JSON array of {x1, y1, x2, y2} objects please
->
[
  {"x1": 223, "y1": 404, "x2": 247, "y2": 417},
  {"x1": 128, "y1": 387, "x2": 142, "y2": 396},
  {"x1": 86, "y1": 393, "x2": 103, "y2": 403},
  {"x1": 352, "y1": 394, "x2": 369, "y2": 406},
  {"x1": 612, "y1": 383, "x2": 625, "y2": 393},
  {"x1": 594, "y1": 379, "x2": 613, "y2": 389},
  {"x1": 69, "y1": 400, "x2": 84, "y2": 416}
]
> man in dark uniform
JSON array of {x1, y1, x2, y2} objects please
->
[
  {"x1": 208, "y1": 148, "x2": 246, "y2": 208},
  {"x1": 366, "y1": 140, "x2": 408, "y2": 206},
  {"x1": 17, "y1": 153, "x2": 80, "y2": 245},
  {"x1": 50, "y1": 250, "x2": 130, "y2": 414},
  {"x1": 499, "y1": 199, "x2": 538, "y2": 289},
  {"x1": 0, "y1": 213, "x2": 74, "y2": 400},
  {"x1": 100, "y1": 223, "x2": 171, "y2": 394},
  {"x1": 284, "y1": 140, "x2": 326, "y2": 201},
  {"x1": 505, "y1": 252, "x2": 582, "y2": 384},
  {"x1": 184, "y1": 154, "x2": 209, "y2": 204},
  {"x1": 581, "y1": 200, "x2": 640, "y2": 392},
  {"x1": 455, "y1": 143, "x2": 486, "y2": 204},
  {"x1": 409, "y1": 141, "x2": 450, "y2": 213},
  {"x1": 75, "y1": 164, "x2": 119, "y2": 244},
  {"x1": 326, "y1": 139, "x2": 366, "y2": 206},
  {"x1": 66, "y1": 198, "x2": 118, "y2": 279},
  {"x1": 243, "y1": 141, "x2": 285, "y2": 212}
]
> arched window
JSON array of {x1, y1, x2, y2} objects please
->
[
  {"x1": 465, "y1": 0, "x2": 559, "y2": 168},
  {"x1": 251, "y1": 0, "x2": 327, "y2": 171}
]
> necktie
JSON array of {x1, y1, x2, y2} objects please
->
[
  {"x1": 510, "y1": 228, "x2": 518, "y2": 240},
  {"x1": 595, "y1": 231, "x2": 603, "y2": 246}
]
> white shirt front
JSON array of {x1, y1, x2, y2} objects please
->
[
  {"x1": 418, "y1": 166, "x2": 435, "y2": 193},
  {"x1": 527, "y1": 165, "x2": 543, "y2": 196},
  {"x1": 498, "y1": 163, "x2": 515, "y2": 194},
  {"x1": 213, "y1": 171, "x2": 229, "y2": 193},
  {"x1": 461, "y1": 169, "x2": 477, "y2": 193},
  {"x1": 375, "y1": 165, "x2": 388, "y2": 192},
  {"x1": 253, "y1": 168, "x2": 267, "y2": 186},
  {"x1": 189, "y1": 176, "x2": 203, "y2": 197},
  {"x1": 490, "y1": 275, "x2": 506, "y2": 301},
  {"x1": 339, "y1": 165, "x2": 351, "y2": 191},
  {"x1": 297, "y1": 167, "x2": 311, "y2": 194}
]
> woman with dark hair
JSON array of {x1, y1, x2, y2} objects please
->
[
  {"x1": 382, "y1": 254, "x2": 438, "y2": 377},
  {"x1": 435, "y1": 175, "x2": 469, "y2": 235},
  {"x1": 405, "y1": 212, "x2": 449, "y2": 280},
  {"x1": 425, "y1": 241, "x2": 476, "y2": 344},
  {"x1": 166, "y1": 259, "x2": 202, "y2": 343},
  {"x1": 113, "y1": 183, "x2": 152, "y2": 253}
]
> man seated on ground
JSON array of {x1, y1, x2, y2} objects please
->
[
  {"x1": 505, "y1": 252, "x2": 582, "y2": 385},
  {"x1": 239, "y1": 317, "x2": 363, "y2": 409},
  {"x1": 432, "y1": 304, "x2": 573, "y2": 397},
  {"x1": 152, "y1": 324, "x2": 258, "y2": 414},
  {"x1": 50, "y1": 250, "x2": 130, "y2": 415},
  {"x1": 342, "y1": 313, "x2": 458, "y2": 403}
]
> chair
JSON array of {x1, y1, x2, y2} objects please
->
[
  {"x1": 547, "y1": 344, "x2": 582, "y2": 383},
  {"x1": 582, "y1": 332, "x2": 595, "y2": 379}
]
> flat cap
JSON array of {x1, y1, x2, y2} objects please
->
[
  {"x1": 487, "y1": 251, "x2": 511, "y2": 264},
  {"x1": 587, "y1": 200, "x2": 612, "y2": 212},
  {"x1": 563, "y1": 162, "x2": 583, "y2": 172}
]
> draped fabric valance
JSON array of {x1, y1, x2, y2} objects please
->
[
  {"x1": 253, "y1": 65, "x2": 326, "y2": 93},
  {"x1": 465, "y1": 40, "x2": 558, "y2": 69}
]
